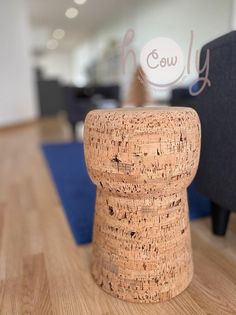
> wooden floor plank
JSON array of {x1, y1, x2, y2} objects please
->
[
  {"x1": 21, "y1": 253, "x2": 53, "y2": 315},
  {"x1": 0, "y1": 118, "x2": 235, "y2": 314}
]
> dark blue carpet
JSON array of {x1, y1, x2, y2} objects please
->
[
  {"x1": 42, "y1": 142, "x2": 211, "y2": 244},
  {"x1": 42, "y1": 142, "x2": 96, "y2": 244}
]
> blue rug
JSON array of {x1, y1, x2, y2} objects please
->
[
  {"x1": 42, "y1": 142, "x2": 96, "y2": 244},
  {"x1": 42, "y1": 142, "x2": 211, "y2": 244}
]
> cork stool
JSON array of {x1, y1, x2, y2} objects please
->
[{"x1": 84, "y1": 107, "x2": 201, "y2": 303}]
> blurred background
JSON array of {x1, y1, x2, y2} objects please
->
[{"x1": 0, "y1": 0, "x2": 235, "y2": 139}]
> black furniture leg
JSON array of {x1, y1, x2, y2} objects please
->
[{"x1": 211, "y1": 202, "x2": 230, "y2": 236}]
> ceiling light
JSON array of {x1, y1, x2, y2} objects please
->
[
  {"x1": 65, "y1": 8, "x2": 79, "y2": 19},
  {"x1": 53, "y1": 29, "x2": 65, "y2": 40},
  {"x1": 74, "y1": 0, "x2": 87, "y2": 5},
  {"x1": 46, "y1": 39, "x2": 58, "y2": 50}
]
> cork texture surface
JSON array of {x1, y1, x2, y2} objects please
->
[{"x1": 84, "y1": 107, "x2": 201, "y2": 303}]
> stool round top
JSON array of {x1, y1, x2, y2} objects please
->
[
  {"x1": 86, "y1": 106, "x2": 194, "y2": 114},
  {"x1": 84, "y1": 106, "x2": 199, "y2": 137},
  {"x1": 84, "y1": 106, "x2": 200, "y2": 197}
]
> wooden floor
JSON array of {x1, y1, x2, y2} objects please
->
[{"x1": 0, "y1": 118, "x2": 236, "y2": 315}]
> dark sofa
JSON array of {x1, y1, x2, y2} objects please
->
[
  {"x1": 192, "y1": 31, "x2": 236, "y2": 235},
  {"x1": 64, "y1": 84, "x2": 120, "y2": 139}
]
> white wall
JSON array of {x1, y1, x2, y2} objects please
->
[
  {"x1": 233, "y1": 0, "x2": 236, "y2": 29},
  {"x1": 0, "y1": 0, "x2": 38, "y2": 127},
  {"x1": 72, "y1": 0, "x2": 233, "y2": 99}
]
